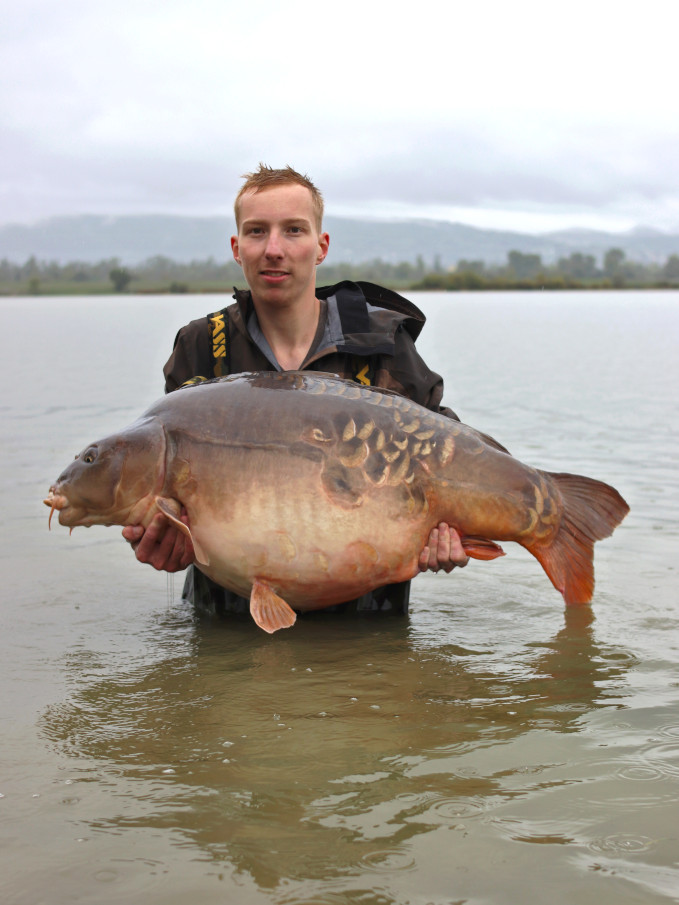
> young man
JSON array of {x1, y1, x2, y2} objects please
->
[{"x1": 124, "y1": 165, "x2": 468, "y2": 615}]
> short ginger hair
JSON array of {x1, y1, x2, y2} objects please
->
[{"x1": 234, "y1": 164, "x2": 325, "y2": 231}]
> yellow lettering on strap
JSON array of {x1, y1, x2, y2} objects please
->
[
  {"x1": 355, "y1": 364, "x2": 371, "y2": 386},
  {"x1": 210, "y1": 312, "x2": 226, "y2": 358}
]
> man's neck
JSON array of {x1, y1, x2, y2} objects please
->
[{"x1": 251, "y1": 293, "x2": 321, "y2": 371}]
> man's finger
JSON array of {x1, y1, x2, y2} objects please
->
[
  {"x1": 418, "y1": 545, "x2": 431, "y2": 573},
  {"x1": 134, "y1": 513, "x2": 170, "y2": 567},
  {"x1": 427, "y1": 527, "x2": 440, "y2": 571},
  {"x1": 165, "y1": 531, "x2": 194, "y2": 572},
  {"x1": 448, "y1": 527, "x2": 470, "y2": 569},
  {"x1": 436, "y1": 522, "x2": 451, "y2": 566},
  {"x1": 122, "y1": 524, "x2": 143, "y2": 546}
]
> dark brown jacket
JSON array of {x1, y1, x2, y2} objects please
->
[{"x1": 163, "y1": 280, "x2": 458, "y2": 419}]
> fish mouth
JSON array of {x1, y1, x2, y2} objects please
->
[{"x1": 44, "y1": 487, "x2": 70, "y2": 529}]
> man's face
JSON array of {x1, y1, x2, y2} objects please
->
[{"x1": 232, "y1": 184, "x2": 329, "y2": 308}]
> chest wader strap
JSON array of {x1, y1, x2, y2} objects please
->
[
  {"x1": 208, "y1": 308, "x2": 231, "y2": 378},
  {"x1": 179, "y1": 307, "x2": 231, "y2": 388}
]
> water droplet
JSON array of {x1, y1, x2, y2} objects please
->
[{"x1": 431, "y1": 797, "x2": 485, "y2": 821}]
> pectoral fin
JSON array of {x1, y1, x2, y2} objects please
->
[
  {"x1": 154, "y1": 496, "x2": 209, "y2": 566},
  {"x1": 250, "y1": 579, "x2": 297, "y2": 633}
]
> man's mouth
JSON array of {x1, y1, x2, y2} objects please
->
[{"x1": 261, "y1": 270, "x2": 289, "y2": 280}]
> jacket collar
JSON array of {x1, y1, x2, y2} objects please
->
[{"x1": 232, "y1": 280, "x2": 426, "y2": 340}]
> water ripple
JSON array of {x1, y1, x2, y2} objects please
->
[
  {"x1": 589, "y1": 833, "x2": 655, "y2": 854},
  {"x1": 427, "y1": 795, "x2": 487, "y2": 821},
  {"x1": 617, "y1": 739, "x2": 679, "y2": 783},
  {"x1": 359, "y1": 848, "x2": 416, "y2": 873},
  {"x1": 616, "y1": 764, "x2": 666, "y2": 782}
]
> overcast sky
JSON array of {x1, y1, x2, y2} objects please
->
[{"x1": 2, "y1": 0, "x2": 678, "y2": 234}]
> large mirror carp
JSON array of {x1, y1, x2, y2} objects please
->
[{"x1": 45, "y1": 372, "x2": 629, "y2": 633}]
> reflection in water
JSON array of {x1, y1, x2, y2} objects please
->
[{"x1": 40, "y1": 603, "x2": 637, "y2": 892}]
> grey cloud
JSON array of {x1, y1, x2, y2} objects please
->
[
  {"x1": 317, "y1": 123, "x2": 679, "y2": 211},
  {"x1": 2, "y1": 115, "x2": 678, "y2": 228}
]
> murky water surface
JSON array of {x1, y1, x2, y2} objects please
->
[{"x1": 1, "y1": 291, "x2": 678, "y2": 904}]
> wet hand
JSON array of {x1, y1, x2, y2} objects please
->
[
  {"x1": 418, "y1": 523, "x2": 469, "y2": 573},
  {"x1": 122, "y1": 511, "x2": 194, "y2": 572}
]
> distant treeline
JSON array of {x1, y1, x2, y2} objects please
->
[
  {"x1": 0, "y1": 256, "x2": 247, "y2": 296},
  {"x1": 412, "y1": 248, "x2": 679, "y2": 290},
  {"x1": 2, "y1": 247, "x2": 679, "y2": 296}
]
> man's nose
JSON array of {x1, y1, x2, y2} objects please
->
[{"x1": 264, "y1": 230, "x2": 284, "y2": 257}]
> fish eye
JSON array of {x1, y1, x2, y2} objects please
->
[{"x1": 81, "y1": 447, "x2": 97, "y2": 464}]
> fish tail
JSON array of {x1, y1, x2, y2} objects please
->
[{"x1": 529, "y1": 472, "x2": 629, "y2": 605}]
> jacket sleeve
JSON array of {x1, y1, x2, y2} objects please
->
[
  {"x1": 162, "y1": 318, "x2": 212, "y2": 393},
  {"x1": 376, "y1": 324, "x2": 460, "y2": 420}
]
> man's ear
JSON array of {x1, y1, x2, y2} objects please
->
[
  {"x1": 316, "y1": 231, "x2": 330, "y2": 265},
  {"x1": 231, "y1": 235, "x2": 241, "y2": 265}
]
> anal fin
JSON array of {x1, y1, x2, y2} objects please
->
[
  {"x1": 462, "y1": 536, "x2": 505, "y2": 561},
  {"x1": 250, "y1": 579, "x2": 297, "y2": 633}
]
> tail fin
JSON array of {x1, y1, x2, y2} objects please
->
[{"x1": 529, "y1": 472, "x2": 629, "y2": 605}]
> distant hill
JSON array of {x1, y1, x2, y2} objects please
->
[{"x1": 1, "y1": 214, "x2": 677, "y2": 268}]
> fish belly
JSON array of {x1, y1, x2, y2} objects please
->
[{"x1": 187, "y1": 479, "x2": 425, "y2": 610}]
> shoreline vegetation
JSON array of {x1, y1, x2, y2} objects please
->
[{"x1": 2, "y1": 248, "x2": 679, "y2": 296}]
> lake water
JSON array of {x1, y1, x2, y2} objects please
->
[{"x1": 1, "y1": 290, "x2": 678, "y2": 904}]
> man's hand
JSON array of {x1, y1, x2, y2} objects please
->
[
  {"x1": 122, "y1": 511, "x2": 194, "y2": 572},
  {"x1": 418, "y1": 523, "x2": 469, "y2": 573}
]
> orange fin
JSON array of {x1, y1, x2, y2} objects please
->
[
  {"x1": 154, "y1": 496, "x2": 209, "y2": 566},
  {"x1": 250, "y1": 579, "x2": 297, "y2": 633},
  {"x1": 529, "y1": 472, "x2": 629, "y2": 605},
  {"x1": 461, "y1": 536, "x2": 505, "y2": 560}
]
